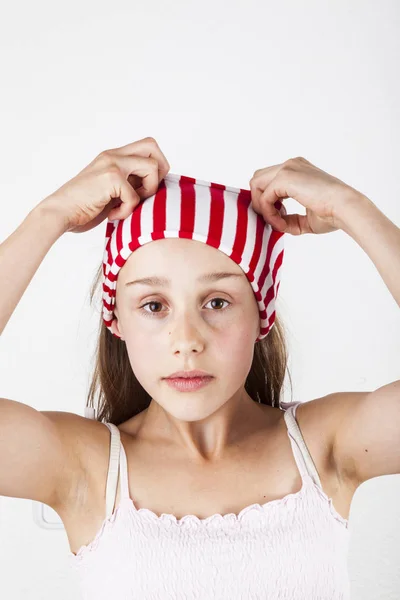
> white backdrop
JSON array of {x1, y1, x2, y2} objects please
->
[{"x1": 0, "y1": 0, "x2": 399, "y2": 598}]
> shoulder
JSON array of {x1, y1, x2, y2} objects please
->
[
  {"x1": 43, "y1": 410, "x2": 110, "y2": 457},
  {"x1": 292, "y1": 391, "x2": 358, "y2": 425},
  {"x1": 43, "y1": 411, "x2": 111, "y2": 512},
  {"x1": 286, "y1": 391, "x2": 366, "y2": 485}
]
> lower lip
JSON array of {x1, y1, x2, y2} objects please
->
[{"x1": 164, "y1": 376, "x2": 214, "y2": 391}]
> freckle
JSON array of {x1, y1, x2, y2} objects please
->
[{"x1": 364, "y1": 449, "x2": 368, "y2": 452}]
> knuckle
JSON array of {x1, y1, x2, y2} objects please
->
[
  {"x1": 144, "y1": 136, "x2": 158, "y2": 145},
  {"x1": 103, "y1": 164, "x2": 122, "y2": 181},
  {"x1": 283, "y1": 158, "x2": 298, "y2": 170},
  {"x1": 249, "y1": 176, "x2": 257, "y2": 188},
  {"x1": 96, "y1": 149, "x2": 113, "y2": 164}
]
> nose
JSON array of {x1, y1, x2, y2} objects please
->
[{"x1": 167, "y1": 310, "x2": 206, "y2": 352}]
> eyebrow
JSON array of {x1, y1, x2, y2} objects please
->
[{"x1": 125, "y1": 271, "x2": 245, "y2": 288}]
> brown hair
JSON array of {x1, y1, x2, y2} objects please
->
[{"x1": 85, "y1": 263, "x2": 293, "y2": 426}]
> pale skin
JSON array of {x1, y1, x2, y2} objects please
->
[
  {"x1": 111, "y1": 236, "x2": 268, "y2": 464},
  {"x1": 246, "y1": 157, "x2": 400, "y2": 489},
  {"x1": 2, "y1": 137, "x2": 398, "y2": 559},
  {"x1": 51, "y1": 149, "x2": 400, "y2": 555},
  {"x1": 106, "y1": 153, "x2": 400, "y2": 486}
]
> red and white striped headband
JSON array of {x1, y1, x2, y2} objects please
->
[{"x1": 102, "y1": 173, "x2": 285, "y2": 342}]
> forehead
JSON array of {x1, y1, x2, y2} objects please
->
[{"x1": 119, "y1": 238, "x2": 244, "y2": 280}]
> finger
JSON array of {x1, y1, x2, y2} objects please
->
[
  {"x1": 249, "y1": 164, "x2": 284, "y2": 206},
  {"x1": 108, "y1": 178, "x2": 142, "y2": 220},
  {"x1": 255, "y1": 181, "x2": 290, "y2": 227},
  {"x1": 272, "y1": 213, "x2": 313, "y2": 236},
  {"x1": 115, "y1": 155, "x2": 161, "y2": 198},
  {"x1": 112, "y1": 137, "x2": 171, "y2": 178}
]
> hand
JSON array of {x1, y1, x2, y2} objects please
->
[
  {"x1": 37, "y1": 137, "x2": 171, "y2": 234},
  {"x1": 249, "y1": 156, "x2": 362, "y2": 235}
]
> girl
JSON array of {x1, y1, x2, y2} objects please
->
[{"x1": 1, "y1": 137, "x2": 399, "y2": 599}]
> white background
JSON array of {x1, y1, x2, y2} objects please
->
[{"x1": 0, "y1": 0, "x2": 399, "y2": 598}]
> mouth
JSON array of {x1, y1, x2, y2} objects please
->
[
  {"x1": 164, "y1": 376, "x2": 214, "y2": 391},
  {"x1": 164, "y1": 370, "x2": 213, "y2": 380},
  {"x1": 167, "y1": 376, "x2": 212, "y2": 381}
]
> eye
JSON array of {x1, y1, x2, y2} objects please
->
[{"x1": 138, "y1": 297, "x2": 231, "y2": 316}]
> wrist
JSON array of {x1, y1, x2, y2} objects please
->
[
  {"x1": 333, "y1": 188, "x2": 375, "y2": 234},
  {"x1": 33, "y1": 196, "x2": 70, "y2": 237}
]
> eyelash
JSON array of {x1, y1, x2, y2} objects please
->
[{"x1": 138, "y1": 297, "x2": 232, "y2": 317}]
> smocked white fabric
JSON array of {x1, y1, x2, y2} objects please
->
[{"x1": 69, "y1": 401, "x2": 351, "y2": 599}]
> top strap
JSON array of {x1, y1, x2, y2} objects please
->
[
  {"x1": 283, "y1": 402, "x2": 323, "y2": 489},
  {"x1": 104, "y1": 423, "x2": 120, "y2": 519},
  {"x1": 104, "y1": 423, "x2": 131, "y2": 519}
]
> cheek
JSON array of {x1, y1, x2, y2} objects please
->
[
  {"x1": 124, "y1": 336, "x2": 155, "y2": 377},
  {"x1": 228, "y1": 340, "x2": 254, "y2": 371},
  {"x1": 122, "y1": 308, "x2": 255, "y2": 367},
  {"x1": 219, "y1": 315, "x2": 256, "y2": 348},
  {"x1": 216, "y1": 328, "x2": 255, "y2": 375}
]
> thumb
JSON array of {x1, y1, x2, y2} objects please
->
[
  {"x1": 108, "y1": 180, "x2": 141, "y2": 221},
  {"x1": 276, "y1": 213, "x2": 313, "y2": 236}
]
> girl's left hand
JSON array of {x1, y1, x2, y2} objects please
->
[{"x1": 249, "y1": 156, "x2": 362, "y2": 235}]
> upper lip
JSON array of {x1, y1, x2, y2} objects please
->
[{"x1": 164, "y1": 370, "x2": 213, "y2": 379}]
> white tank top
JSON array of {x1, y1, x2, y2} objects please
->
[{"x1": 69, "y1": 401, "x2": 351, "y2": 599}]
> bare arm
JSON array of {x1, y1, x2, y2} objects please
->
[
  {"x1": 0, "y1": 200, "x2": 67, "y2": 336},
  {"x1": 0, "y1": 202, "x2": 85, "y2": 508},
  {"x1": 0, "y1": 399, "x2": 86, "y2": 508}
]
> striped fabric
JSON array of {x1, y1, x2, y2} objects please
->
[{"x1": 102, "y1": 173, "x2": 285, "y2": 341}]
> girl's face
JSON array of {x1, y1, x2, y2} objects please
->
[{"x1": 111, "y1": 238, "x2": 260, "y2": 424}]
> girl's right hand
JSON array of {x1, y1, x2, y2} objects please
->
[{"x1": 38, "y1": 137, "x2": 171, "y2": 234}]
